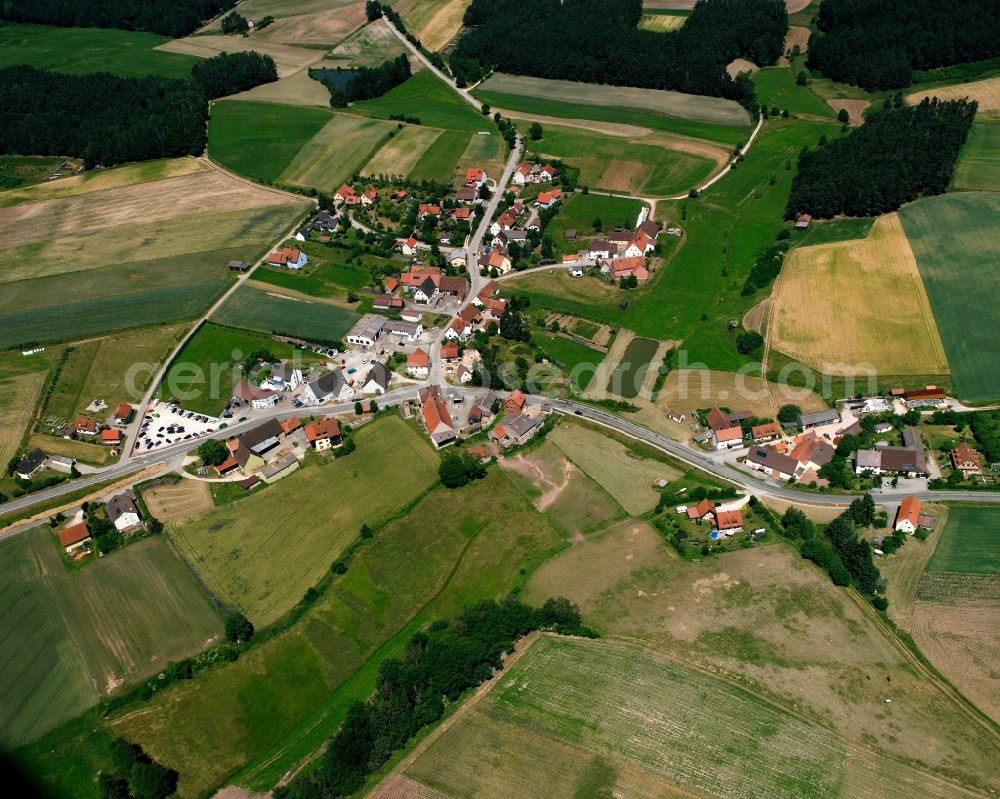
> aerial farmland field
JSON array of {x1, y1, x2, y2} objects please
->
[
  {"x1": 899, "y1": 192, "x2": 1000, "y2": 402},
  {"x1": 0, "y1": 158, "x2": 308, "y2": 349},
  {"x1": 390, "y1": 0, "x2": 471, "y2": 50},
  {"x1": 908, "y1": 74, "x2": 1000, "y2": 113},
  {"x1": 211, "y1": 284, "x2": 360, "y2": 342},
  {"x1": 0, "y1": 369, "x2": 46, "y2": 475},
  {"x1": 0, "y1": 528, "x2": 221, "y2": 750},
  {"x1": 168, "y1": 416, "x2": 440, "y2": 626},
  {"x1": 278, "y1": 113, "x2": 396, "y2": 191},
  {"x1": 770, "y1": 214, "x2": 949, "y2": 378},
  {"x1": 0, "y1": 22, "x2": 199, "y2": 78},
  {"x1": 952, "y1": 119, "x2": 1000, "y2": 191},
  {"x1": 156, "y1": 34, "x2": 324, "y2": 78},
  {"x1": 543, "y1": 193, "x2": 644, "y2": 255},
  {"x1": 361, "y1": 125, "x2": 444, "y2": 178},
  {"x1": 606, "y1": 336, "x2": 662, "y2": 398}
]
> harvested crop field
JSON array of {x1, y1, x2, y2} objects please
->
[
  {"x1": 362, "y1": 125, "x2": 444, "y2": 178},
  {"x1": 0, "y1": 370, "x2": 45, "y2": 468},
  {"x1": 899, "y1": 192, "x2": 1000, "y2": 402},
  {"x1": 549, "y1": 423, "x2": 680, "y2": 514},
  {"x1": 254, "y1": 3, "x2": 368, "y2": 47},
  {"x1": 228, "y1": 68, "x2": 332, "y2": 107},
  {"x1": 169, "y1": 416, "x2": 439, "y2": 625},
  {"x1": 403, "y1": 634, "x2": 981, "y2": 799},
  {"x1": 520, "y1": 535, "x2": 1000, "y2": 796},
  {"x1": 953, "y1": 118, "x2": 1000, "y2": 191},
  {"x1": 726, "y1": 57, "x2": 759, "y2": 78},
  {"x1": 327, "y1": 20, "x2": 408, "y2": 67},
  {"x1": 156, "y1": 35, "x2": 324, "y2": 78},
  {"x1": 142, "y1": 479, "x2": 214, "y2": 523},
  {"x1": 0, "y1": 528, "x2": 221, "y2": 749},
  {"x1": 909, "y1": 74, "x2": 1000, "y2": 113},
  {"x1": 393, "y1": 0, "x2": 470, "y2": 51},
  {"x1": 826, "y1": 98, "x2": 869, "y2": 125},
  {"x1": 478, "y1": 73, "x2": 751, "y2": 127},
  {"x1": 656, "y1": 369, "x2": 827, "y2": 419},
  {"x1": 279, "y1": 112, "x2": 396, "y2": 191},
  {"x1": 771, "y1": 214, "x2": 949, "y2": 377}
]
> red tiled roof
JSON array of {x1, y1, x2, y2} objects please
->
[
  {"x1": 305, "y1": 417, "x2": 341, "y2": 442},
  {"x1": 715, "y1": 426, "x2": 743, "y2": 443},
  {"x1": 706, "y1": 407, "x2": 729, "y2": 432},
  {"x1": 59, "y1": 522, "x2": 91, "y2": 548},
  {"x1": 422, "y1": 396, "x2": 452, "y2": 434},
  {"x1": 506, "y1": 389, "x2": 525, "y2": 410},
  {"x1": 897, "y1": 496, "x2": 921, "y2": 528},
  {"x1": 101, "y1": 429, "x2": 121, "y2": 442},
  {"x1": 408, "y1": 348, "x2": 429, "y2": 368},
  {"x1": 113, "y1": 402, "x2": 132, "y2": 420},
  {"x1": 713, "y1": 509, "x2": 743, "y2": 530},
  {"x1": 280, "y1": 416, "x2": 301, "y2": 434},
  {"x1": 686, "y1": 498, "x2": 713, "y2": 520},
  {"x1": 751, "y1": 422, "x2": 780, "y2": 439},
  {"x1": 217, "y1": 457, "x2": 240, "y2": 474}
]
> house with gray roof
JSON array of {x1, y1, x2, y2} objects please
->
[{"x1": 302, "y1": 369, "x2": 352, "y2": 404}]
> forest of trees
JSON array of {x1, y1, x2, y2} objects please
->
[
  {"x1": 0, "y1": 0, "x2": 237, "y2": 38},
  {"x1": 275, "y1": 598, "x2": 592, "y2": 799},
  {"x1": 316, "y1": 55, "x2": 411, "y2": 107},
  {"x1": 808, "y1": 0, "x2": 1000, "y2": 90},
  {"x1": 192, "y1": 51, "x2": 278, "y2": 99},
  {"x1": 785, "y1": 97, "x2": 977, "y2": 219},
  {"x1": 0, "y1": 66, "x2": 207, "y2": 168},
  {"x1": 453, "y1": 0, "x2": 788, "y2": 110}
]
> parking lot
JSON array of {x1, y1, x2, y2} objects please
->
[{"x1": 133, "y1": 401, "x2": 223, "y2": 453}]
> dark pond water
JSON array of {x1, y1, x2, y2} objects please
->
[{"x1": 311, "y1": 68, "x2": 359, "y2": 88}]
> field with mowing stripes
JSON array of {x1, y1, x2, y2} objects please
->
[
  {"x1": 142, "y1": 480, "x2": 214, "y2": 524},
  {"x1": 279, "y1": 113, "x2": 395, "y2": 191},
  {"x1": 899, "y1": 192, "x2": 1000, "y2": 402},
  {"x1": 771, "y1": 214, "x2": 949, "y2": 377},
  {"x1": 0, "y1": 529, "x2": 220, "y2": 750},
  {"x1": 953, "y1": 119, "x2": 1000, "y2": 191},
  {"x1": 211, "y1": 283, "x2": 360, "y2": 342},
  {"x1": 362, "y1": 125, "x2": 444, "y2": 177},
  {"x1": 391, "y1": 0, "x2": 471, "y2": 50},
  {"x1": 168, "y1": 417, "x2": 439, "y2": 626}
]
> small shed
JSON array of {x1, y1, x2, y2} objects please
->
[{"x1": 795, "y1": 213, "x2": 812, "y2": 229}]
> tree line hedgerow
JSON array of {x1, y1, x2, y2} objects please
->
[
  {"x1": 808, "y1": 0, "x2": 1000, "y2": 90},
  {"x1": 0, "y1": 0, "x2": 237, "y2": 39},
  {"x1": 453, "y1": 0, "x2": 788, "y2": 111},
  {"x1": 274, "y1": 597, "x2": 594, "y2": 799},
  {"x1": 0, "y1": 51, "x2": 276, "y2": 168},
  {"x1": 785, "y1": 97, "x2": 977, "y2": 220}
]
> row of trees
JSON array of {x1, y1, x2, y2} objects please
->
[
  {"x1": 808, "y1": 0, "x2": 1000, "y2": 90},
  {"x1": 0, "y1": 0, "x2": 237, "y2": 38},
  {"x1": 785, "y1": 97, "x2": 977, "y2": 220},
  {"x1": 0, "y1": 50, "x2": 277, "y2": 168},
  {"x1": 318, "y1": 55, "x2": 411, "y2": 108},
  {"x1": 275, "y1": 597, "x2": 591, "y2": 799},
  {"x1": 453, "y1": 0, "x2": 788, "y2": 109},
  {"x1": 192, "y1": 50, "x2": 278, "y2": 99}
]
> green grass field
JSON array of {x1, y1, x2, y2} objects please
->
[
  {"x1": 112, "y1": 464, "x2": 565, "y2": 798},
  {"x1": 405, "y1": 636, "x2": 845, "y2": 799},
  {"x1": 753, "y1": 67, "x2": 837, "y2": 119},
  {"x1": 210, "y1": 284, "x2": 360, "y2": 343},
  {"x1": 278, "y1": 112, "x2": 395, "y2": 192},
  {"x1": 0, "y1": 529, "x2": 220, "y2": 750},
  {"x1": 926, "y1": 507, "x2": 1000, "y2": 574},
  {"x1": 544, "y1": 193, "x2": 644, "y2": 255},
  {"x1": 527, "y1": 123, "x2": 718, "y2": 197},
  {"x1": 534, "y1": 333, "x2": 604, "y2": 392},
  {"x1": 0, "y1": 22, "x2": 199, "y2": 78},
  {"x1": 794, "y1": 216, "x2": 874, "y2": 246},
  {"x1": 899, "y1": 192, "x2": 1000, "y2": 402},
  {"x1": 162, "y1": 322, "x2": 315, "y2": 415},
  {"x1": 952, "y1": 119, "x2": 1000, "y2": 191},
  {"x1": 608, "y1": 336, "x2": 660, "y2": 398},
  {"x1": 209, "y1": 100, "x2": 336, "y2": 184},
  {"x1": 0, "y1": 155, "x2": 64, "y2": 190},
  {"x1": 169, "y1": 417, "x2": 439, "y2": 625}
]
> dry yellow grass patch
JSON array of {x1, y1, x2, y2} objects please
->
[
  {"x1": 655, "y1": 368, "x2": 828, "y2": 419},
  {"x1": 726, "y1": 57, "x2": 760, "y2": 78},
  {"x1": 395, "y1": 0, "x2": 470, "y2": 51},
  {"x1": 827, "y1": 98, "x2": 870, "y2": 125},
  {"x1": 256, "y1": 3, "x2": 368, "y2": 47},
  {"x1": 142, "y1": 480, "x2": 214, "y2": 523},
  {"x1": 770, "y1": 214, "x2": 949, "y2": 376},
  {"x1": 228, "y1": 68, "x2": 332, "y2": 106},
  {"x1": 779, "y1": 25, "x2": 811, "y2": 65},
  {"x1": 742, "y1": 297, "x2": 771, "y2": 333},
  {"x1": 362, "y1": 126, "x2": 444, "y2": 177},
  {"x1": 596, "y1": 159, "x2": 644, "y2": 191},
  {"x1": 638, "y1": 13, "x2": 686, "y2": 32},
  {"x1": 909, "y1": 75, "x2": 1000, "y2": 112},
  {"x1": 156, "y1": 35, "x2": 325, "y2": 78},
  {"x1": 0, "y1": 371, "x2": 45, "y2": 467}
]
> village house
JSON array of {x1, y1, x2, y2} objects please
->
[
  {"x1": 112, "y1": 402, "x2": 133, "y2": 425},
  {"x1": 466, "y1": 167, "x2": 488, "y2": 188},
  {"x1": 490, "y1": 211, "x2": 517, "y2": 237},
  {"x1": 363, "y1": 362, "x2": 392, "y2": 394},
  {"x1": 334, "y1": 184, "x2": 358, "y2": 204},
  {"x1": 76, "y1": 418, "x2": 100, "y2": 437},
  {"x1": 746, "y1": 445, "x2": 799, "y2": 481},
  {"x1": 420, "y1": 386, "x2": 454, "y2": 448},
  {"x1": 712, "y1": 508, "x2": 744, "y2": 534},
  {"x1": 473, "y1": 281, "x2": 500, "y2": 306},
  {"x1": 101, "y1": 428, "x2": 122, "y2": 446},
  {"x1": 440, "y1": 341, "x2": 461, "y2": 362},
  {"x1": 608, "y1": 230, "x2": 632, "y2": 256},
  {"x1": 686, "y1": 498, "x2": 714, "y2": 521},
  {"x1": 361, "y1": 186, "x2": 379, "y2": 206},
  {"x1": 107, "y1": 492, "x2": 142, "y2": 532},
  {"x1": 280, "y1": 417, "x2": 302, "y2": 435},
  {"x1": 59, "y1": 522, "x2": 92, "y2": 556},
  {"x1": 589, "y1": 240, "x2": 611, "y2": 260},
  {"x1": 232, "y1": 379, "x2": 281, "y2": 410},
  {"x1": 383, "y1": 319, "x2": 423, "y2": 342},
  {"x1": 751, "y1": 422, "x2": 780, "y2": 443},
  {"x1": 494, "y1": 229, "x2": 528, "y2": 249},
  {"x1": 301, "y1": 369, "x2": 353, "y2": 404},
  {"x1": 233, "y1": 441, "x2": 265, "y2": 474},
  {"x1": 260, "y1": 452, "x2": 299, "y2": 484},
  {"x1": 445, "y1": 317, "x2": 472, "y2": 342},
  {"x1": 504, "y1": 389, "x2": 526, "y2": 415},
  {"x1": 267, "y1": 247, "x2": 308, "y2": 269},
  {"x1": 624, "y1": 229, "x2": 655, "y2": 258},
  {"x1": 15, "y1": 448, "x2": 48, "y2": 480},
  {"x1": 401, "y1": 236, "x2": 420, "y2": 257},
  {"x1": 796, "y1": 409, "x2": 841, "y2": 431},
  {"x1": 262, "y1": 363, "x2": 302, "y2": 392},
  {"x1": 512, "y1": 162, "x2": 557, "y2": 186},
  {"x1": 490, "y1": 412, "x2": 543, "y2": 446},
  {"x1": 418, "y1": 203, "x2": 441, "y2": 219},
  {"x1": 305, "y1": 417, "x2": 342, "y2": 451},
  {"x1": 346, "y1": 314, "x2": 387, "y2": 348},
  {"x1": 478, "y1": 249, "x2": 512, "y2": 275},
  {"x1": 407, "y1": 348, "x2": 430, "y2": 378},
  {"x1": 788, "y1": 432, "x2": 836, "y2": 472},
  {"x1": 854, "y1": 446, "x2": 927, "y2": 477},
  {"x1": 456, "y1": 187, "x2": 478, "y2": 204},
  {"x1": 536, "y1": 189, "x2": 561, "y2": 208},
  {"x1": 903, "y1": 386, "x2": 947, "y2": 409},
  {"x1": 438, "y1": 276, "x2": 468, "y2": 301},
  {"x1": 894, "y1": 495, "x2": 921, "y2": 534},
  {"x1": 704, "y1": 407, "x2": 743, "y2": 450},
  {"x1": 609, "y1": 256, "x2": 649, "y2": 283},
  {"x1": 950, "y1": 442, "x2": 981, "y2": 476}
]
